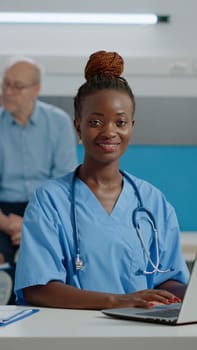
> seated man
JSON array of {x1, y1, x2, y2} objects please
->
[{"x1": 0, "y1": 56, "x2": 78, "y2": 268}]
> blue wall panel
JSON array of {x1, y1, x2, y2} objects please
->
[{"x1": 77, "y1": 145, "x2": 197, "y2": 231}]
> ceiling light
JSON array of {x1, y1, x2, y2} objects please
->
[{"x1": 0, "y1": 12, "x2": 170, "y2": 25}]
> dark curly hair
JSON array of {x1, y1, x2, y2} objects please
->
[{"x1": 74, "y1": 50, "x2": 135, "y2": 120}]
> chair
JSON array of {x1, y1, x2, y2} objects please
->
[{"x1": 0, "y1": 269, "x2": 13, "y2": 305}]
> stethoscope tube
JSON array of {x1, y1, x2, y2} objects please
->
[{"x1": 71, "y1": 168, "x2": 85, "y2": 270}]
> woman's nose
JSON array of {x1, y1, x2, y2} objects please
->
[{"x1": 101, "y1": 122, "x2": 116, "y2": 137}]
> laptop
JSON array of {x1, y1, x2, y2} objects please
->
[{"x1": 102, "y1": 255, "x2": 197, "y2": 325}]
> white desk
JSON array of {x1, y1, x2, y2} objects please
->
[{"x1": 0, "y1": 308, "x2": 197, "y2": 350}]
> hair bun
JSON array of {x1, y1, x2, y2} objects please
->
[{"x1": 85, "y1": 50, "x2": 124, "y2": 81}]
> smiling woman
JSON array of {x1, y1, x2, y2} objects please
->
[{"x1": 15, "y1": 50, "x2": 189, "y2": 310}]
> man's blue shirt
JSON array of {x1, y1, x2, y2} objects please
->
[{"x1": 0, "y1": 100, "x2": 78, "y2": 202}]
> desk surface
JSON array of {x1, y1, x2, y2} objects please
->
[{"x1": 0, "y1": 308, "x2": 197, "y2": 350}]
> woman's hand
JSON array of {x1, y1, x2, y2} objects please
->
[{"x1": 112, "y1": 289, "x2": 181, "y2": 309}]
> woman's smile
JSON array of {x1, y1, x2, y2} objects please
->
[{"x1": 96, "y1": 141, "x2": 120, "y2": 152}]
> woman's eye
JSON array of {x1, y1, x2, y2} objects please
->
[
  {"x1": 88, "y1": 120, "x2": 102, "y2": 127},
  {"x1": 116, "y1": 120, "x2": 128, "y2": 127}
]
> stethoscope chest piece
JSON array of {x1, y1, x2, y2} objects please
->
[{"x1": 75, "y1": 254, "x2": 84, "y2": 270}]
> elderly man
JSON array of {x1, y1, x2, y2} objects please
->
[{"x1": 0, "y1": 56, "x2": 78, "y2": 265}]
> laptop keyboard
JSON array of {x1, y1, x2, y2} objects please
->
[{"x1": 137, "y1": 308, "x2": 180, "y2": 318}]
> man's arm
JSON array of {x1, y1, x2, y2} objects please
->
[
  {"x1": 0, "y1": 210, "x2": 10, "y2": 233},
  {"x1": 0, "y1": 210, "x2": 23, "y2": 245}
]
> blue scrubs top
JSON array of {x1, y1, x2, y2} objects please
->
[{"x1": 15, "y1": 170, "x2": 189, "y2": 305}]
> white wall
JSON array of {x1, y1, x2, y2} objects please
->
[{"x1": 0, "y1": 0, "x2": 197, "y2": 96}]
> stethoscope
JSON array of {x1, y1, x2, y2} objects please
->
[{"x1": 72, "y1": 168, "x2": 172, "y2": 275}]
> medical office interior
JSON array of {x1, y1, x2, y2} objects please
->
[{"x1": 0, "y1": 0, "x2": 197, "y2": 293}]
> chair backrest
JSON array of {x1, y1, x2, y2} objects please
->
[{"x1": 0, "y1": 270, "x2": 13, "y2": 305}]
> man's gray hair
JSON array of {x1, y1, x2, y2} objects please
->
[{"x1": 3, "y1": 56, "x2": 44, "y2": 84}]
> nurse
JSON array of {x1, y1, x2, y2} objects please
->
[{"x1": 15, "y1": 50, "x2": 189, "y2": 309}]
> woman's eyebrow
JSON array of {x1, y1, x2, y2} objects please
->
[
  {"x1": 89, "y1": 112, "x2": 104, "y2": 116},
  {"x1": 116, "y1": 112, "x2": 127, "y2": 116}
]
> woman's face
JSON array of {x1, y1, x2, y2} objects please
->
[{"x1": 75, "y1": 89, "x2": 135, "y2": 165}]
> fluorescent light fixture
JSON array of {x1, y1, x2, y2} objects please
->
[{"x1": 0, "y1": 12, "x2": 169, "y2": 25}]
